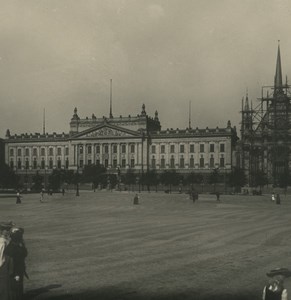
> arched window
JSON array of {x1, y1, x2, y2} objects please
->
[
  {"x1": 33, "y1": 158, "x2": 37, "y2": 169},
  {"x1": 220, "y1": 155, "x2": 225, "y2": 167},
  {"x1": 151, "y1": 156, "x2": 156, "y2": 168},
  {"x1": 161, "y1": 156, "x2": 165, "y2": 168},
  {"x1": 25, "y1": 158, "x2": 29, "y2": 169},
  {"x1": 41, "y1": 159, "x2": 45, "y2": 169},
  {"x1": 170, "y1": 155, "x2": 175, "y2": 168},
  {"x1": 65, "y1": 158, "x2": 69, "y2": 169},
  {"x1": 180, "y1": 156, "x2": 184, "y2": 168},
  {"x1": 190, "y1": 155, "x2": 194, "y2": 168},
  {"x1": 200, "y1": 156, "x2": 204, "y2": 168},
  {"x1": 57, "y1": 159, "x2": 61, "y2": 169},
  {"x1": 210, "y1": 155, "x2": 214, "y2": 168},
  {"x1": 17, "y1": 159, "x2": 22, "y2": 169},
  {"x1": 49, "y1": 158, "x2": 53, "y2": 169}
]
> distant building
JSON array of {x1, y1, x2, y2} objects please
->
[
  {"x1": 0, "y1": 138, "x2": 4, "y2": 166},
  {"x1": 239, "y1": 43, "x2": 291, "y2": 186},
  {"x1": 4, "y1": 103, "x2": 238, "y2": 186}
]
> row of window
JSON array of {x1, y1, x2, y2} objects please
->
[
  {"x1": 79, "y1": 144, "x2": 135, "y2": 155},
  {"x1": 152, "y1": 156, "x2": 225, "y2": 168},
  {"x1": 10, "y1": 147, "x2": 69, "y2": 157},
  {"x1": 9, "y1": 143, "x2": 226, "y2": 158},
  {"x1": 11, "y1": 158, "x2": 69, "y2": 170},
  {"x1": 12, "y1": 156, "x2": 225, "y2": 170},
  {"x1": 152, "y1": 143, "x2": 225, "y2": 154}
]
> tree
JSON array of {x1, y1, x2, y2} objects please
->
[
  {"x1": 252, "y1": 170, "x2": 268, "y2": 192},
  {"x1": 107, "y1": 174, "x2": 118, "y2": 190},
  {"x1": 122, "y1": 170, "x2": 136, "y2": 190},
  {"x1": 81, "y1": 164, "x2": 107, "y2": 189},
  {"x1": 228, "y1": 167, "x2": 247, "y2": 193},
  {"x1": 160, "y1": 170, "x2": 179, "y2": 193},
  {"x1": 0, "y1": 163, "x2": 19, "y2": 188},
  {"x1": 208, "y1": 168, "x2": 220, "y2": 192},
  {"x1": 31, "y1": 171, "x2": 43, "y2": 192},
  {"x1": 142, "y1": 170, "x2": 159, "y2": 192},
  {"x1": 48, "y1": 170, "x2": 63, "y2": 191},
  {"x1": 186, "y1": 172, "x2": 203, "y2": 187},
  {"x1": 62, "y1": 170, "x2": 75, "y2": 186}
]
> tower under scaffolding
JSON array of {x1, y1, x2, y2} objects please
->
[{"x1": 240, "y1": 43, "x2": 291, "y2": 187}]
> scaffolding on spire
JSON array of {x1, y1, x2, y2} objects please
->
[{"x1": 240, "y1": 43, "x2": 291, "y2": 186}]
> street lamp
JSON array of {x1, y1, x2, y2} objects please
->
[
  {"x1": 76, "y1": 170, "x2": 80, "y2": 196},
  {"x1": 223, "y1": 167, "x2": 226, "y2": 194},
  {"x1": 136, "y1": 176, "x2": 140, "y2": 193},
  {"x1": 44, "y1": 165, "x2": 47, "y2": 191},
  {"x1": 117, "y1": 167, "x2": 121, "y2": 191},
  {"x1": 76, "y1": 144, "x2": 80, "y2": 196},
  {"x1": 213, "y1": 167, "x2": 219, "y2": 193},
  {"x1": 179, "y1": 179, "x2": 183, "y2": 193}
]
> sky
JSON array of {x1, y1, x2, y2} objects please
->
[{"x1": 1, "y1": 0, "x2": 291, "y2": 138}]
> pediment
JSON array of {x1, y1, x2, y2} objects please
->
[{"x1": 73, "y1": 124, "x2": 141, "y2": 139}]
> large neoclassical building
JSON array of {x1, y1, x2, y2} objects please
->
[{"x1": 4, "y1": 103, "x2": 238, "y2": 182}]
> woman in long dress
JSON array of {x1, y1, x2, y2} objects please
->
[{"x1": 0, "y1": 222, "x2": 13, "y2": 300}]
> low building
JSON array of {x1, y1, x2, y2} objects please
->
[{"x1": 4, "y1": 103, "x2": 238, "y2": 186}]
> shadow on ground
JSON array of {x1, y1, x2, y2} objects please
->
[
  {"x1": 24, "y1": 286, "x2": 258, "y2": 300},
  {"x1": 24, "y1": 284, "x2": 62, "y2": 299}
]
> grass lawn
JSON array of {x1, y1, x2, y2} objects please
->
[{"x1": 1, "y1": 191, "x2": 291, "y2": 300}]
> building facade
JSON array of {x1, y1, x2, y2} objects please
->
[
  {"x1": 4, "y1": 103, "x2": 238, "y2": 185},
  {"x1": 0, "y1": 138, "x2": 4, "y2": 166}
]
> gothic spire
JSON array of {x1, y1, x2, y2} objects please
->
[
  {"x1": 109, "y1": 79, "x2": 113, "y2": 118},
  {"x1": 244, "y1": 89, "x2": 250, "y2": 111},
  {"x1": 274, "y1": 41, "x2": 283, "y2": 93}
]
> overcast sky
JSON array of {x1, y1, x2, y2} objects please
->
[{"x1": 1, "y1": 0, "x2": 291, "y2": 138}]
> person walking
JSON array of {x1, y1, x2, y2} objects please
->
[
  {"x1": 216, "y1": 192, "x2": 220, "y2": 202},
  {"x1": 276, "y1": 194, "x2": 281, "y2": 205},
  {"x1": 133, "y1": 194, "x2": 139, "y2": 205},
  {"x1": 16, "y1": 192, "x2": 21, "y2": 204},
  {"x1": 40, "y1": 189, "x2": 44, "y2": 202},
  {"x1": 4, "y1": 227, "x2": 28, "y2": 300}
]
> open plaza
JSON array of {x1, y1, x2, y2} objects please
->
[{"x1": 1, "y1": 190, "x2": 291, "y2": 300}]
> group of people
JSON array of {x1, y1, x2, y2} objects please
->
[
  {"x1": 262, "y1": 268, "x2": 291, "y2": 300},
  {"x1": 0, "y1": 222, "x2": 28, "y2": 300},
  {"x1": 272, "y1": 193, "x2": 281, "y2": 205}
]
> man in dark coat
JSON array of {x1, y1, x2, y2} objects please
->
[{"x1": 4, "y1": 228, "x2": 28, "y2": 300}]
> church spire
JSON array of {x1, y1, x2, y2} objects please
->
[
  {"x1": 274, "y1": 41, "x2": 283, "y2": 93},
  {"x1": 109, "y1": 79, "x2": 113, "y2": 118},
  {"x1": 244, "y1": 89, "x2": 250, "y2": 111}
]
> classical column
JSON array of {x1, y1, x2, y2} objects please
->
[
  {"x1": 83, "y1": 144, "x2": 86, "y2": 166},
  {"x1": 29, "y1": 146, "x2": 32, "y2": 170},
  {"x1": 205, "y1": 141, "x2": 209, "y2": 169},
  {"x1": 117, "y1": 143, "x2": 120, "y2": 167},
  {"x1": 108, "y1": 143, "x2": 112, "y2": 168},
  {"x1": 215, "y1": 141, "x2": 219, "y2": 167},
  {"x1": 53, "y1": 146, "x2": 57, "y2": 168},
  {"x1": 100, "y1": 143, "x2": 103, "y2": 165},
  {"x1": 126, "y1": 143, "x2": 129, "y2": 167},
  {"x1": 92, "y1": 143, "x2": 95, "y2": 164},
  {"x1": 137, "y1": 142, "x2": 141, "y2": 169},
  {"x1": 62, "y1": 145, "x2": 65, "y2": 168}
]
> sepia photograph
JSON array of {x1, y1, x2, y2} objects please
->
[{"x1": 1, "y1": 1, "x2": 291, "y2": 299}]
